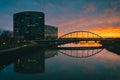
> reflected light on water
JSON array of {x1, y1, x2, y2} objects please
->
[
  {"x1": 59, "y1": 41, "x2": 102, "y2": 47},
  {"x1": 58, "y1": 42, "x2": 103, "y2": 58}
]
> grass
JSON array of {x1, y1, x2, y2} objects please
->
[{"x1": 0, "y1": 43, "x2": 30, "y2": 51}]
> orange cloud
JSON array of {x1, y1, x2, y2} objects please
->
[
  {"x1": 89, "y1": 27, "x2": 120, "y2": 38},
  {"x1": 58, "y1": 12, "x2": 120, "y2": 38}
]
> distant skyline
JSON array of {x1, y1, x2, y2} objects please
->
[{"x1": 0, "y1": 0, "x2": 120, "y2": 37}]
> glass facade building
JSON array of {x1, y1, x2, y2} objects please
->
[
  {"x1": 45, "y1": 25, "x2": 58, "y2": 40},
  {"x1": 14, "y1": 11, "x2": 45, "y2": 40}
]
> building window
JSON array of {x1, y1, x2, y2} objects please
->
[
  {"x1": 27, "y1": 24, "x2": 36, "y2": 27},
  {"x1": 38, "y1": 16, "x2": 42, "y2": 19}
]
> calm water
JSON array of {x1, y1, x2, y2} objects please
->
[{"x1": 0, "y1": 44, "x2": 120, "y2": 80}]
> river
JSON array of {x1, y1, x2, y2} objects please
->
[{"x1": 0, "y1": 43, "x2": 120, "y2": 80}]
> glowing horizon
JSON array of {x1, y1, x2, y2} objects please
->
[
  {"x1": 89, "y1": 27, "x2": 120, "y2": 38},
  {"x1": 58, "y1": 26, "x2": 120, "y2": 38}
]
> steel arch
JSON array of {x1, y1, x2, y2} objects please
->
[{"x1": 59, "y1": 31, "x2": 102, "y2": 38}]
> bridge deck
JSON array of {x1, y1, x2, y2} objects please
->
[{"x1": 32, "y1": 38, "x2": 120, "y2": 45}]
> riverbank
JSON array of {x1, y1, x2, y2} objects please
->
[
  {"x1": 0, "y1": 42, "x2": 57, "y2": 55},
  {"x1": 106, "y1": 40, "x2": 120, "y2": 55}
]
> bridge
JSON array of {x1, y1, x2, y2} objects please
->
[{"x1": 32, "y1": 31, "x2": 118, "y2": 45}]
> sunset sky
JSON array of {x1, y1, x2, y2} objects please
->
[{"x1": 0, "y1": 0, "x2": 120, "y2": 38}]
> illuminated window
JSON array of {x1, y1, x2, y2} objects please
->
[
  {"x1": 27, "y1": 24, "x2": 36, "y2": 27},
  {"x1": 38, "y1": 16, "x2": 42, "y2": 19}
]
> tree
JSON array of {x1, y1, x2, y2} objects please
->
[
  {"x1": 1, "y1": 30, "x2": 13, "y2": 39},
  {"x1": 0, "y1": 30, "x2": 13, "y2": 44}
]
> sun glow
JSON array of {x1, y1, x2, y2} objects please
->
[
  {"x1": 59, "y1": 41, "x2": 102, "y2": 47},
  {"x1": 59, "y1": 27, "x2": 120, "y2": 38},
  {"x1": 89, "y1": 27, "x2": 120, "y2": 38}
]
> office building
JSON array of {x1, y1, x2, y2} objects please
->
[
  {"x1": 14, "y1": 11, "x2": 45, "y2": 40},
  {"x1": 45, "y1": 25, "x2": 58, "y2": 40}
]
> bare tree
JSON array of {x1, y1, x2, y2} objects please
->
[{"x1": 1, "y1": 30, "x2": 13, "y2": 39}]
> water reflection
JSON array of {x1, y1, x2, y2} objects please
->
[
  {"x1": 59, "y1": 47, "x2": 103, "y2": 58},
  {"x1": 0, "y1": 48, "x2": 58, "y2": 74},
  {"x1": 57, "y1": 42, "x2": 103, "y2": 58},
  {"x1": 0, "y1": 53, "x2": 21, "y2": 71},
  {"x1": 45, "y1": 50, "x2": 58, "y2": 59},
  {"x1": 14, "y1": 50, "x2": 45, "y2": 74},
  {"x1": 0, "y1": 43, "x2": 107, "y2": 73},
  {"x1": 14, "y1": 49, "x2": 58, "y2": 74},
  {"x1": 0, "y1": 43, "x2": 120, "y2": 80},
  {"x1": 59, "y1": 42, "x2": 102, "y2": 47}
]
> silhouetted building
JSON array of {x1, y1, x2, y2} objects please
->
[
  {"x1": 14, "y1": 11, "x2": 45, "y2": 40},
  {"x1": 45, "y1": 25, "x2": 58, "y2": 40}
]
